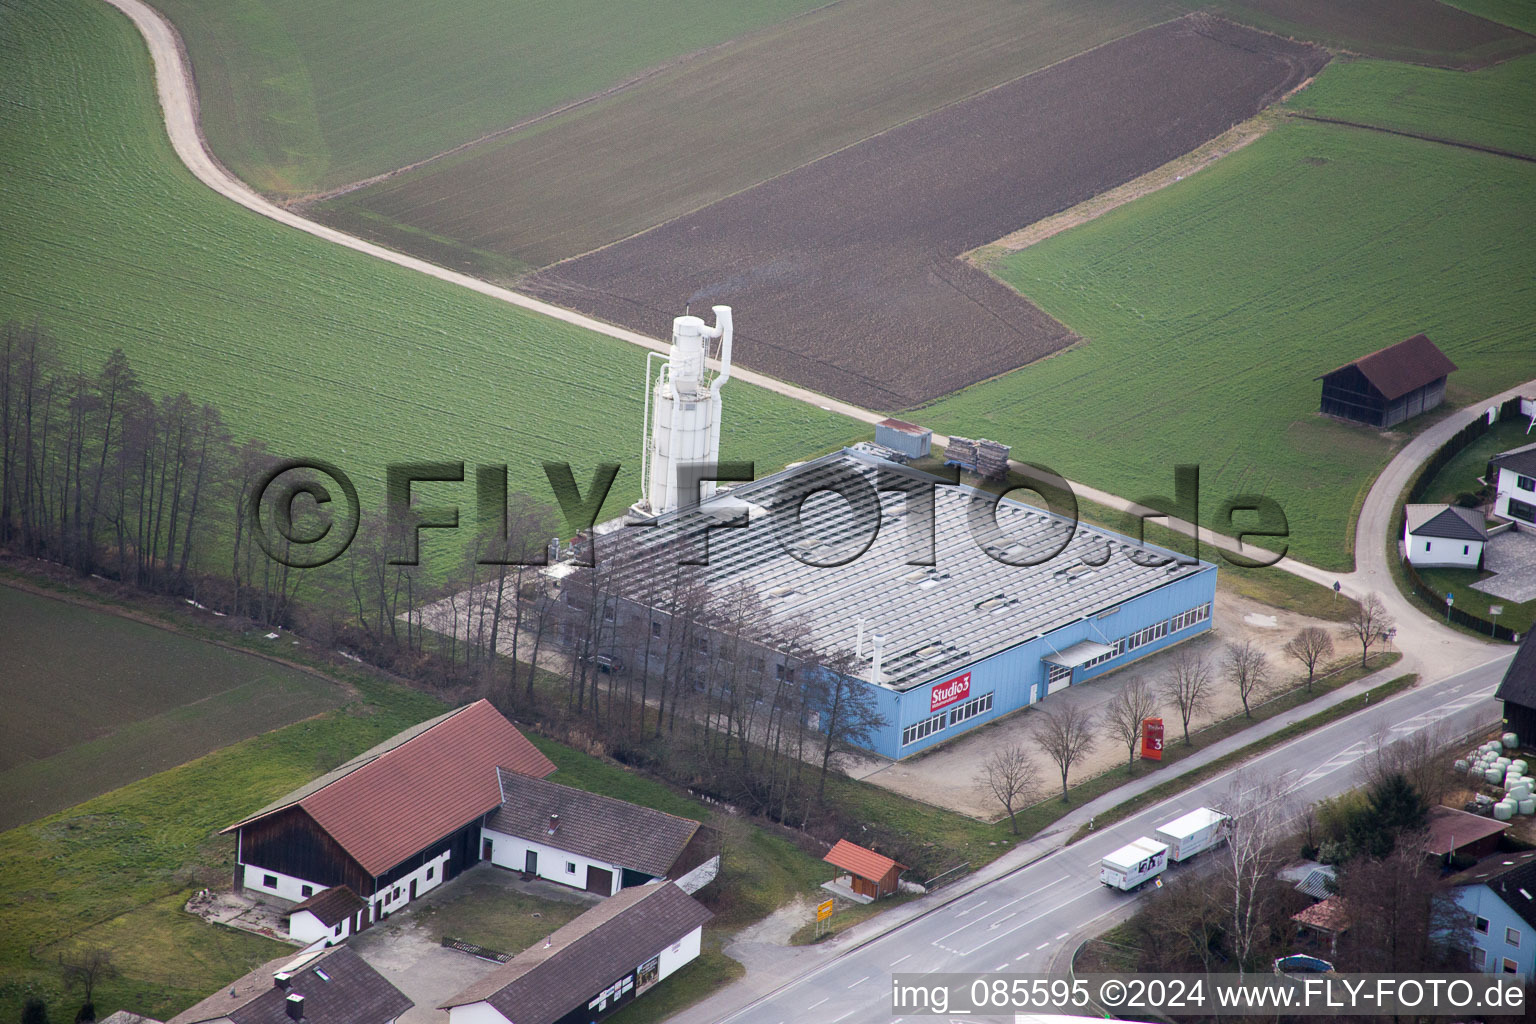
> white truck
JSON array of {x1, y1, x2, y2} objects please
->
[
  {"x1": 1155, "y1": 807, "x2": 1230, "y2": 863},
  {"x1": 1099, "y1": 836, "x2": 1169, "y2": 891}
]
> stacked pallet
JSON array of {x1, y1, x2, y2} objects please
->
[
  {"x1": 976, "y1": 439, "x2": 1011, "y2": 480},
  {"x1": 944, "y1": 436, "x2": 979, "y2": 470}
]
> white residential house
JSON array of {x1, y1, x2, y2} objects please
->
[
  {"x1": 1490, "y1": 442, "x2": 1536, "y2": 527},
  {"x1": 1404, "y1": 504, "x2": 1488, "y2": 569}
]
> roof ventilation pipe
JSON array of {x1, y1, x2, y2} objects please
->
[
  {"x1": 872, "y1": 634, "x2": 885, "y2": 685},
  {"x1": 855, "y1": 617, "x2": 865, "y2": 660}
]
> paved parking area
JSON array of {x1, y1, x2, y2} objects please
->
[
  {"x1": 844, "y1": 588, "x2": 1360, "y2": 819},
  {"x1": 1472, "y1": 528, "x2": 1536, "y2": 603}
]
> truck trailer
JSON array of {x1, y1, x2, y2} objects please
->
[
  {"x1": 1099, "y1": 837, "x2": 1169, "y2": 891},
  {"x1": 1155, "y1": 807, "x2": 1230, "y2": 862}
]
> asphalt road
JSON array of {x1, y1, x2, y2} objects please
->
[{"x1": 714, "y1": 652, "x2": 1512, "y2": 1024}]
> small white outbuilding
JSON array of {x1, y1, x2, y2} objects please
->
[{"x1": 1404, "y1": 504, "x2": 1487, "y2": 569}]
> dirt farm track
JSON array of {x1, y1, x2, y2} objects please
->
[{"x1": 526, "y1": 15, "x2": 1328, "y2": 410}]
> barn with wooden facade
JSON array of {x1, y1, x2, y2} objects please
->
[
  {"x1": 1317, "y1": 333, "x2": 1456, "y2": 428},
  {"x1": 223, "y1": 699, "x2": 556, "y2": 931}
]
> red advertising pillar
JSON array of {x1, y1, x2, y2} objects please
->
[{"x1": 1140, "y1": 717, "x2": 1164, "y2": 761}]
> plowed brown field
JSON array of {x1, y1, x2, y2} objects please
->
[{"x1": 524, "y1": 16, "x2": 1328, "y2": 410}]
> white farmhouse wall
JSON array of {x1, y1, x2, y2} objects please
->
[
  {"x1": 1405, "y1": 531, "x2": 1482, "y2": 569},
  {"x1": 656, "y1": 925, "x2": 703, "y2": 982},
  {"x1": 672, "y1": 855, "x2": 719, "y2": 894},
  {"x1": 445, "y1": 1002, "x2": 511, "y2": 1024},
  {"x1": 241, "y1": 864, "x2": 324, "y2": 903},
  {"x1": 370, "y1": 851, "x2": 451, "y2": 920},
  {"x1": 288, "y1": 908, "x2": 350, "y2": 946},
  {"x1": 481, "y1": 827, "x2": 621, "y2": 895}
]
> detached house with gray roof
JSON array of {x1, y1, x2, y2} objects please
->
[
  {"x1": 1490, "y1": 441, "x2": 1536, "y2": 527},
  {"x1": 1404, "y1": 504, "x2": 1488, "y2": 569}
]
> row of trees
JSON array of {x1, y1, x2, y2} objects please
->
[{"x1": 979, "y1": 597, "x2": 1397, "y2": 830}]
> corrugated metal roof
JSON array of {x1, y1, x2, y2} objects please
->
[
  {"x1": 485, "y1": 770, "x2": 700, "y2": 878},
  {"x1": 824, "y1": 839, "x2": 904, "y2": 881},
  {"x1": 225, "y1": 700, "x2": 556, "y2": 877},
  {"x1": 1317, "y1": 333, "x2": 1457, "y2": 401},
  {"x1": 440, "y1": 882, "x2": 712, "y2": 1023},
  {"x1": 598, "y1": 450, "x2": 1214, "y2": 691}
]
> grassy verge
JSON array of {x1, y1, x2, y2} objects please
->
[{"x1": 1066, "y1": 673, "x2": 1419, "y2": 843}]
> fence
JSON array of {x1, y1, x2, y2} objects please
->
[
  {"x1": 1396, "y1": 395, "x2": 1527, "y2": 642},
  {"x1": 923, "y1": 862, "x2": 970, "y2": 892}
]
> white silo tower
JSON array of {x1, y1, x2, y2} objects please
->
[{"x1": 637, "y1": 305, "x2": 734, "y2": 516}]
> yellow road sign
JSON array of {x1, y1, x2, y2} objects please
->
[{"x1": 817, "y1": 898, "x2": 835, "y2": 921}]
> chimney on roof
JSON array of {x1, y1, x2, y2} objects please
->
[
  {"x1": 285, "y1": 993, "x2": 305, "y2": 1022},
  {"x1": 274, "y1": 972, "x2": 292, "y2": 990},
  {"x1": 548, "y1": 813, "x2": 560, "y2": 835}
]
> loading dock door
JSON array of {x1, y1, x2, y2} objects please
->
[{"x1": 586, "y1": 865, "x2": 614, "y2": 895}]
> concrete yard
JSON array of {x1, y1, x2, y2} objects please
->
[
  {"x1": 350, "y1": 863, "x2": 600, "y2": 1024},
  {"x1": 844, "y1": 588, "x2": 1371, "y2": 819}
]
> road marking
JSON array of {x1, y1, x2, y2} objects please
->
[
  {"x1": 1056, "y1": 932, "x2": 1070, "y2": 940},
  {"x1": 956, "y1": 889, "x2": 1099, "y2": 957},
  {"x1": 990, "y1": 912, "x2": 1018, "y2": 928},
  {"x1": 1016, "y1": 952, "x2": 1031, "y2": 960},
  {"x1": 808, "y1": 998, "x2": 828, "y2": 1011},
  {"x1": 957, "y1": 900, "x2": 989, "y2": 916},
  {"x1": 932, "y1": 876, "x2": 1069, "y2": 946},
  {"x1": 889, "y1": 954, "x2": 910, "y2": 967},
  {"x1": 832, "y1": 1010, "x2": 857, "y2": 1023},
  {"x1": 996, "y1": 962, "x2": 1011, "y2": 970},
  {"x1": 1036, "y1": 942, "x2": 1050, "y2": 950},
  {"x1": 848, "y1": 976, "x2": 869, "y2": 988}
]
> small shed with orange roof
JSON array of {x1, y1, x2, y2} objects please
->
[{"x1": 824, "y1": 839, "x2": 906, "y2": 900}]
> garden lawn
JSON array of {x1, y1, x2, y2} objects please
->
[
  {"x1": 936, "y1": 117, "x2": 1535, "y2": 571},
  {"x1": 0, "y1": 0, "x2": 862, "y2": 581}
]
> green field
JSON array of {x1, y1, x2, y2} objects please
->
[
  {"x1": 938, "y1": 113, "x2": 1535, "y2": 571},
  {"x1": 1286, "y1": 54, "x2": 1536, "y2": 155},
  {"x1": 320, "y1": 0, "x2": 1179, "y2": 273},
  {"x1": 0, "y1": 584, "x2": 348, "y2": 830},
  {"x1": 0, "y1": 0, "x2": 860, "y2": 574},
  {"x1": 151, "y1": 0, "x2": 831, "y2": 195}
]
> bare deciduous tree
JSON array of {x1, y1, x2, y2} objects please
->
[
  {"x1": 1282, "y1": 626, "x2": 1334, "y2": 691},
  {"x1": 1161, "y1": 647, "x2": 1212, "y2": 746},
  {"x1": 58, "y1": 947, "x2": 116, "y2": 1006},
  {"x1": 1343, "y1": 592, "x2": 1394, "y2": 667},
  {"x1": 1223, "y1": 639, "x2": 1272, "y2": 719},
  {"x1": 1360, "y1": 723, "x2": 1456, "y2": 806},
  {"x1": 1033, "y1": 702, "x2": 1097, "y2": 802},
  {"x1": 1216, "y1": 777, "x2": 1291, "y2": 977},
  {"x1": 1103, "y1": 677, "x2": 1159, "y2": 773},
  {"x1": 977, "y1": 744, "x2": 1042, "y2": 834}
]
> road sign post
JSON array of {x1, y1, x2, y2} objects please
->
[
  {"x1": 816, "y1": 897, "x2": 834, "y2": 937},
  {"x1": 1446, "y1": 591, "x2": 1454, "y2": 623},
  {"x1": 1491, "y1": 605, "x2": 1504, "y2": 632}
]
